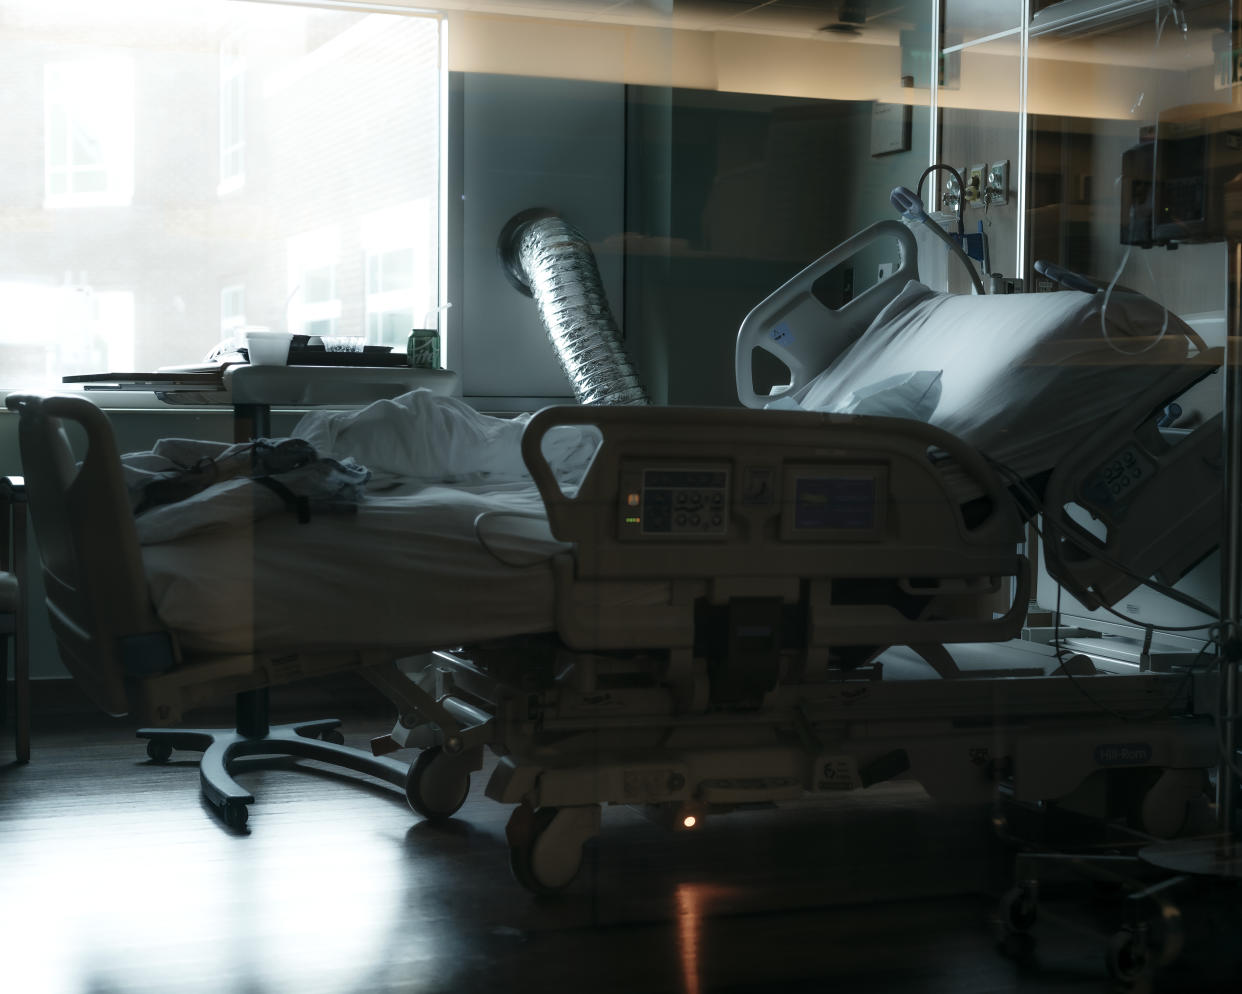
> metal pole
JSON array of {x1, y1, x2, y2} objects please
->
[{"x1": 1220, "y1": 234, "x2": 1242, "y2": 841}]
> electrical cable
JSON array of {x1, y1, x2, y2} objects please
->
[
  {"x1": 1100, "y1": 244, "x2": 1171, "y2": 357},
  {"x1": 915, "y1": 163, "x2": 967, "y2": 235},
  {"x1": 473, "y1": 509, "x2": 566, "y2": 568},
  {"x1": 1051, "y1": 583, "x2": 1217, "y2": 723},
  {"x1": 890, "y1": 185, "x2": 985, "y2": 295}
]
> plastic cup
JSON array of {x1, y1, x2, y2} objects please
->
[{"x1": 245, "y1": 329, "x2": 293, "y2": 366}]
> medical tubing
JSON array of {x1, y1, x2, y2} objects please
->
[
  {"x1": 924, "y1": 218, "x2": 985, "y2": 295},
  {"x1": 914, "y1": 164, "x2": 967, "y2": 235},
  {"x1": 1100, "y1": 245, "x2": 1170, "y2": 356},
  {"x1": 472, "y1": 510, "x2": 558, "y2": 569},
  {"x1": 500, "y1": 210, "x2": 649, "y2": 407},
  {"x1": 890, "y1": 185, "x2": 983, "y2": 294}
]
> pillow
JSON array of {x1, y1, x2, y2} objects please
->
[{"x1": 834, "y1": 368, "x2": 942, "y2": 420}]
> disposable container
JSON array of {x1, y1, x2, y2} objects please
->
[{"x1": 245, "y1": 329, "x2": 293, "y2": 366}]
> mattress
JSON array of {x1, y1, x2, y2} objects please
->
[
  {"x1": 142, "y1": 481, "x2": 571, "y2": 655},
  {"x1": 790, "y1": 282, "x2": 1200, "y2": 479},
  {"x1": 135, "y1": 390, "x2": 609, "y2": 655}
]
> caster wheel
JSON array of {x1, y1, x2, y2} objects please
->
[
  {"x1": 997, "y1": 884, "x2": 1038, "y2": 935},
  {"x1": 506, "y1": 805, "x2": 568, "y2": 894},
  {"x1": 319, "y1": 729, "x2": 346, "y2": 745},
  {"x1": 405, "y1": 746, "x2": 470, "y2": 821},
  {"x1": 222, "y1": 800, "x2": 250, "y2": 830},
  {"x1": 146, "y1": 739, "x2": 173, "y2": 763},
  {"x1": 508, "y1": 806, "x2": 579, "y2": 896},
  {"x1": 1106, "y1": 927, "x2": 1150, "y2": 984}
]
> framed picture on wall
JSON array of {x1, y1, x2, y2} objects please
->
[{"x1": 870, "y1": 99, "x2": 911, "y2": 157}]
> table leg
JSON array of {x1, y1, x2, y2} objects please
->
[
  {"x1": 13, "y1": 502, "x2": 28, "y2": 764},
  {"x1": 232, "y1": 403, "x2": 271, "y2": 442}
]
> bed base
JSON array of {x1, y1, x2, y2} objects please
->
[
  {"x1": 139, "y1": 686, "x2": 410, "y2": 829},
  {"x1": 365, "y1": 405, "x2": 1217, "y2": 894},
  {"x1": 379, "y1": 642, "x2": 1217, "y2": 894}
]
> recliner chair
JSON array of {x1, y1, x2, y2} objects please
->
[{"x1": 5, "y1": 393, "x2": 429, "y2": 827}]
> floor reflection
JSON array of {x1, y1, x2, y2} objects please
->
[{"x1": 675, "y1": 882, "x2": 737, "y2": 994}]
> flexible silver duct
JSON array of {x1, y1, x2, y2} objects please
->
[{"x1": 499, "y1": 209, "x2": 649, "y2": 406}]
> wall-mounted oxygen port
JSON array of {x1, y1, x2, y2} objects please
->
[
  {"x1": 964, "y1": 164, "x2": 985, "y2": 206},
  {"x1": 985, "y1": 160, "x2": 1010, "y2": 207}
]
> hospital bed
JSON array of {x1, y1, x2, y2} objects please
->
[
  {"x1": 7, "y1": 221, "x2": 1223, "y2": 892},
  {"x1": 371, "y1": 222, "x2": 1222, "y2": 893}
]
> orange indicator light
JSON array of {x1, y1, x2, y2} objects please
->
[
  {"x1": 626, "y1": 492, "x2": 641, "y2": 507},
  {"x1": 682, "y1": 815, "x2": 697, "y2": 829}
]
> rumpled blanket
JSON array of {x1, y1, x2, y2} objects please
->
[
  {"x1": 292, "y1": 388, "x2": 599, "y2": 490},
  {"x1": 126, "y1": 389, "x2": 599, "y2": 545},
  {"x1": 123, "y1": 437, "x2": 370, "y2": 545}
]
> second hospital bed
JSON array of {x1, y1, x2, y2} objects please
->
[{"x1": 12, "y1": 222, "x2": 1224, "y2": 892}]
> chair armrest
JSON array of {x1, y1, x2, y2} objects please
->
[{"x1": 1, "y1": 476, "x2": 25, "y2": 503}]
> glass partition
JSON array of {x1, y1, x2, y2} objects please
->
[{"x1": 942, "y1": 0, "x2": 1238, "y2": 980}]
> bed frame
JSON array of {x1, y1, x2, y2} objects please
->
[{"x1": 380, "y1": 405, "x2": 1216, "y2": 894}]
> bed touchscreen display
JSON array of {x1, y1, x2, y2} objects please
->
[
  {"x1": 782, "y1": 464, "x2": 886, "y2": 540},
  {"x1": 793, "y1": 476, "x2": 876, "y2": 531}
]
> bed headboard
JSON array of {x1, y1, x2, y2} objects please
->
[{"x1": 735, "y1": 219, "x2": 918, "y2": 409}]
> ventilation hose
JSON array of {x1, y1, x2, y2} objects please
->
[{"x1": 499, "y1": 209, "x2": 649, "y2": 406}]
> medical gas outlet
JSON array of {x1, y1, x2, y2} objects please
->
[
  {"x1": 963, "y1": 164, "x2": 984, "y2": 205},
  {"x1": 957, "y1": 160, "x2": 1009, "y2": 209}
]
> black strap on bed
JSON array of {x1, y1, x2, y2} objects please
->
[{"x1": 254, "y1": 475, "x2": 311, "y2": 524}]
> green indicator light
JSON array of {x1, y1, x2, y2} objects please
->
[{"x1": 625, "y1": 516, "x2": 641, "y2": 525}]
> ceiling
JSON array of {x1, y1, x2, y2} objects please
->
[{"x1": 386, "y1": 0, "x2": 925, "y2": 44}]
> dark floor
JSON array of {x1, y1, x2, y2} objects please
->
[{"x1": 2, "y1": 697, "x2": 1239, "y2": 994}]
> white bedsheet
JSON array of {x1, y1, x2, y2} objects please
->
[
  {"x1": 791, "y1": 282, "x2": 1197, "y2": 478},
  {"x1": 132, "y1": 389, "x2": 599, "y2": 547},
  {"x1": 142, "y1": 481, "x2": 572, "y2": 655},
  {"x1": 137, "y1": 391, "x2": 604, "y2": 654}
]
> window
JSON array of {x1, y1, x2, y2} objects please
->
[
  {"x1": 218, "y1": 39, "x2": 245, "y2": 194},
  {"x1": 362, "y1": 200, "x2": 435, "y2": 349},
  {"x1": 44, "y1": 58, "x2": 135, "y2": 207},
  {"x1": 287, "y1": 228, "x2": 340, "y2": 337},
  {"x1": 0, "y1": 283, "x2": 133, "y2": 383},
  {"x1": 220, "y1": 284, "x2": 246, "y2": 335},
  {"x1": 2, "y1": 0, "x2": 442, "y2": 388}
]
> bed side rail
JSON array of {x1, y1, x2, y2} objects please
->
[
  {"x1": 523, "y1": 403, "x2": 1019, "y2": 566},
  {"x1": 735, "y1": 219, "x2": 918, "y2": 409},
  {"x1": 1041, "y1": 350, "x2": 1224, "y2": 610}
]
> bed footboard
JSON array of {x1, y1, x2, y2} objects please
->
[{"x1": 521, "y1": 405, "x2": 1027, "y2": 653}]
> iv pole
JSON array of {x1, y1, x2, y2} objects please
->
[{"x1": 1221, "y1": 233, "x2": 1241, "y2": 847}]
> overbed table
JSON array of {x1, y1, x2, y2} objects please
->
[{"x1": 65, "y1": 363, "x2": 459, "y2": 441}]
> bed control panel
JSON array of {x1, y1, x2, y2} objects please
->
[{"x1": 617, "y1": 463, "x2": 730, "y2": 539}]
